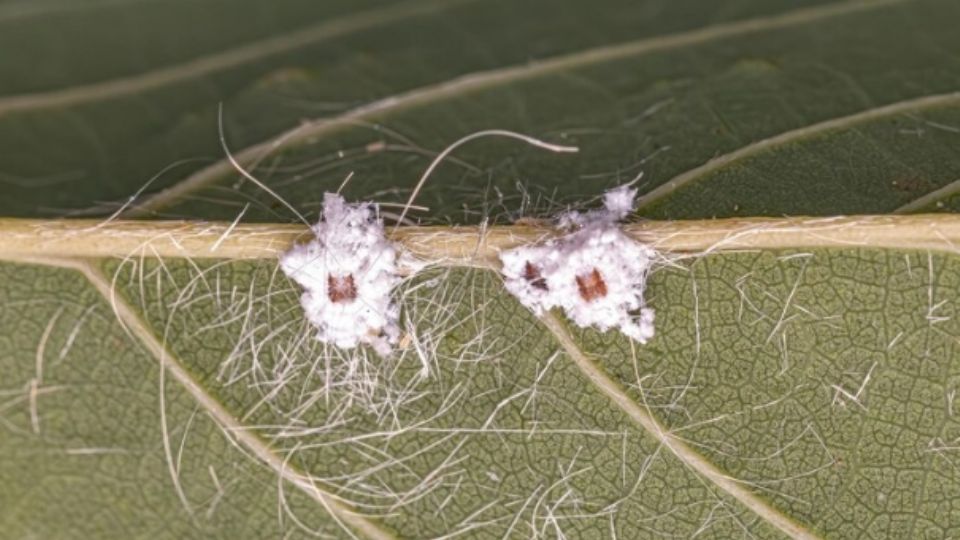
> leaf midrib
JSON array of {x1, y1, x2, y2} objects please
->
[{"x1": 3, "y1": 215, "x2": 960, "y2": 261}]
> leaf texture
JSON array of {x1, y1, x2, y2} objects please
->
[
  {"x1": 3, "y1": 0, "x2": 960, "y2": 538},
  {"x1": 0, "y1": 0, "x2": 958, "y2": 220}
]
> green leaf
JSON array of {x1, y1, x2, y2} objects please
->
[
  {"x1": 2, "y1": 219, "x2": 960, "y2": 538},
  {"x1": 4, "y1": 0, "x2": 960, "y2": 538},
  {"x1": 2, "y1": 0, "x2": 959, "y2": 220}
]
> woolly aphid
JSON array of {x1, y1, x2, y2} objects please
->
[
  {"x1": 499, "y1": 186, "x2": 657, "y2": 343},
  {"x1": 280, "y1": 193, "x2": 401, "y2": 356},
  {"x1": 282, "y1": 186, "x2": 656, "y2": 356}
]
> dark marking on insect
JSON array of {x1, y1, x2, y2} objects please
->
[
  {"x1": 327, "y1": 274, "x2": 357, "y2": 303},
  {"x1": 576, "y1": 268, "x2": 607, "y2": 302},
  {"x1": 523, "y1": 261, "x2": 548, "y2": 290}
]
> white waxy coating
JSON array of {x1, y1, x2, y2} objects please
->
[
  {"x1": 500, "y1": 186, "x2": 656, "y2": 342},
  {"x1": 280, "y1": 193, "x2": 400, "y2": 356}
]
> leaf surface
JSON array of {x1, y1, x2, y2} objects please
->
[
  {"x1": 3, "y1": 0, "x2": 960, "y2": 538},
  {"x1": 1, "y1": 0, "x2": 959, "y2": 220},
  {"x1": 2, "y1": 222, "x2": 960, "y2": 538}
]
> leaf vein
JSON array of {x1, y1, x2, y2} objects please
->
[
  {"x1": 0, "y1": 0, "x2": 474, "y2": 116},
  {"x1": 122, "y1": 0, "x2": 905, "y2": 217},
  {"x1": 538, "y1": 311, "x2": 820, "y2": 539},
  {"x1": 4, "y1": 216, "x2": 960, "y2": 262},
  {"x1": 38, "y1": 256, "x2": 395, "y2": 540},
  {"x1": 635, "y1": 90, "x2": 960, "y2": 211}
]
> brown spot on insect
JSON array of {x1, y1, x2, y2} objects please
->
[
  {"x1": 523, "y1": 261, "x2": 548, "y2": 290},
  {"x1": 576, "y1": 268, "x2": 607, "y2": 302},
  {"x1": 327, "y1": 274, "x2": 357, "y2": 303}
]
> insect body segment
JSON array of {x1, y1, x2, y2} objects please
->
[
  {"x1": 327, "y1": 274, "x2": 358, "y2": 303},
  {"x1": 523, "y1": 261, "x2": 549, "y2": 291},
  {"x1": 576, "y1": 268, "x2": 607, "y2": 302}
]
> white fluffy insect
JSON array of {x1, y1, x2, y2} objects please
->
[
  {"x1": 500, "y1": 185, "x2": 657, "y2": 342},
  {"x1": 280, "y1": 193, "x2": 401, "y2": 356}
]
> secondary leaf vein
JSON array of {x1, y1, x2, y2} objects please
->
[
  {"x1": 635, "y1": 90, "x2": 960, "y2": 211},
  {"x1": 538, "y1": 311, "x2": 820, "y2": 539},
  {"x1": 122, "y1": 0, "x2": 905, "y2": 217},
  {"x1": 0, "y1": 0, "x2": 475, "y2": 117},
  {"x1": 32, "y1": 255, "x2": 396, "y2": 540}
]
